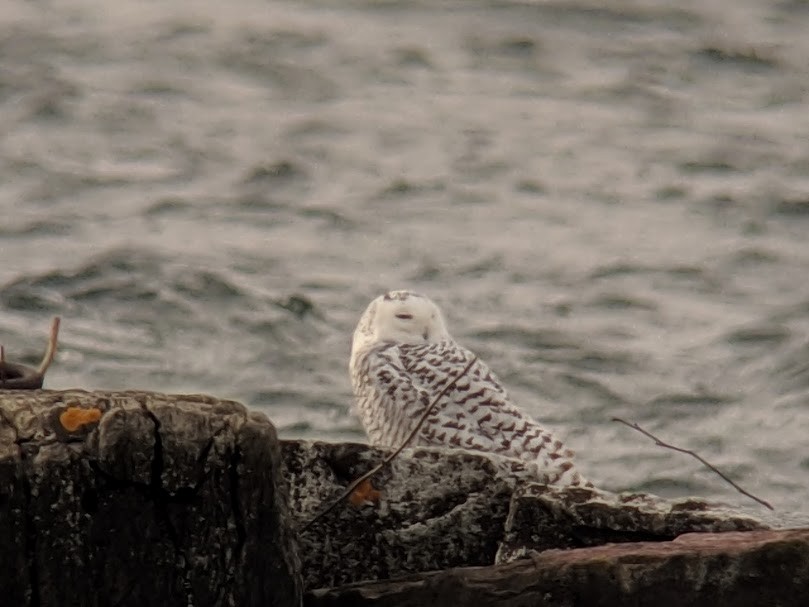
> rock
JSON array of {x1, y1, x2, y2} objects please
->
[
  {"x1": 306, "y1": 528, "x2": 809, "y2": 607},
  {"x1": 1, "y1": 394, "x2": 784, "y2": 605},
  {"x1": 496, "y1": 483, "x2": 768, "y2": 563},
  {"x1": 0, "y1": 389, "x2": 301, "y2": 607},
  {"x1": 280, "y1": 440, "x2": 513, "y2": 590},
  {"x1": 280, "y1": 440, "x2": 766, "y2": 591}
]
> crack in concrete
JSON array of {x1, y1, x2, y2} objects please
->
[
  {"x1": 213, "y1": 444, "x2": 247, "y2": 604},
  {"x1": 19, "y1": 449, "x2": 40, "y2": 607},
  {"x1": 229, "y1": 445, "x2": 247, "y2": 551},
  {"x1": 141, "y1": 405, "x2": 196, "y2": 607},
  {"x1": 194, "y1": 435, "x2": 215, "y2": 486}
]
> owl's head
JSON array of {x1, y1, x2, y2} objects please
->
[{"x1": 351, "y1": 290, "x2": 452, "y2": 354}]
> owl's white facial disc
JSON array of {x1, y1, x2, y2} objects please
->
[{"x1": 351, "y1": 290, "x2": 451, "y2": 355}]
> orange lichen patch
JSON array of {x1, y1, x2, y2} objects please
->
[
  {"x1": 59, "y1": 407, "x2": 102, "y2": 432},
  {"x1": 348, "y1": 478, "x2": 382, "y2": 507}
]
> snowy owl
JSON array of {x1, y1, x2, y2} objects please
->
[{"x1": 349, "y1": 290, "x2": 589, "y2": 487}]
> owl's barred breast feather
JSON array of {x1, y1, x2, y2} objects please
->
[{"x1": 349, "y1": 291, "x2": 590, "y2": 487}]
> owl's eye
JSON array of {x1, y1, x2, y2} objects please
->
[{"x1": 395, "y1": 313, "x2": 413, "y2": 320}]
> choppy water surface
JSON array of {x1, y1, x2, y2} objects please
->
[{"x1": 1, "y1": 0, "x2": 808, "y2": 521}]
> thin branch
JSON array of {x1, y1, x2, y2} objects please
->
[
  {"x1": 303, "y1": 355, "x2": 479, "y2": 531},
  {"x1": 612, "y1": 417, "x2": 773, "y2": 511},
  {"x1": 0, "y1": 345, "x2": 5, "y2": 386},
  {"x1": 37, "y1": 316, "x2": 61, "y2": 376}
]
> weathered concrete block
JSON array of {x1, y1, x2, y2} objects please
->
[
  {"x1": 281, "y1": 440, "x2": 513, "y2": 590},
  {"x1": 281, "y1": 440, "x2": 767, "y2": 593},
  {"x1": 0, "y1": 390, "x2": 301, "y2": 607},
  {"x1": 496, "y1": 483, "x2": 768, "y2": 562}
]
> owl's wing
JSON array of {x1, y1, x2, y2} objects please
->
[
  {"x1": 355, "y1": 341, "x2": 586, "y2": 486},
  {"x1": 393, "y1": 341, "x2": 582, "y2": 485}
]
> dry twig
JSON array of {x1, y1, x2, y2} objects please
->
[
  {"x1": 302, "y1": 355, "x2": 479, "y2": 530},
  {"x1": 37, "y1": 317, "x2": 61, "y2": 376},
  {"x1": 612, "y1": 417, "x2": 773, "y2": 511}
]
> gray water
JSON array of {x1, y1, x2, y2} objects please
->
[{"x1": 1, "y1": 0, "x2": 807, "y2": 522}]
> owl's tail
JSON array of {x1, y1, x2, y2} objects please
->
[{"x1": 489, "y1": 452, "x2": 594, "y2": 489}]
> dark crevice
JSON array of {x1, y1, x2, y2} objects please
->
[
  {"x1": 568, "y1": 525, "x2": 675, "y2": 547},
  {"x1": 142, "y1": 408, "x2": 180, "y2": 544},
  {"x1": 190, "y1": 434, "x2": 216, "y2": 494},
  {"x1": 196, "y1": 436, "x2": 215, "y2": 470},
  {"x1": 145, "y1": 409, "x2": 175, "y2": 537},
  {"x1": 214, "y1": 445, "x2": 247, "y2": 603},
  {"x1": 229, "y1": 446, "x2": 247, "y2": 552},
  {"x1": 19, "y1": 453, "x2": 40, "y2": 607},
  {"x1": 141, "y1": 406, "x2": 194, "y2": 607}
]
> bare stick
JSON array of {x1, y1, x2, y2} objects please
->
[
  {"x1": 0, "y1": 345, "x2": 5, "y2": 386},
  {"x1": 302, "y1": 355, "x2": 479, "y2": 530},
  {"x1": 37, "y1": 317, "x2": 61, "y2": 376},
  {"x1": 612, "y1": 417, "x2": 773, "y2": 511}
]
